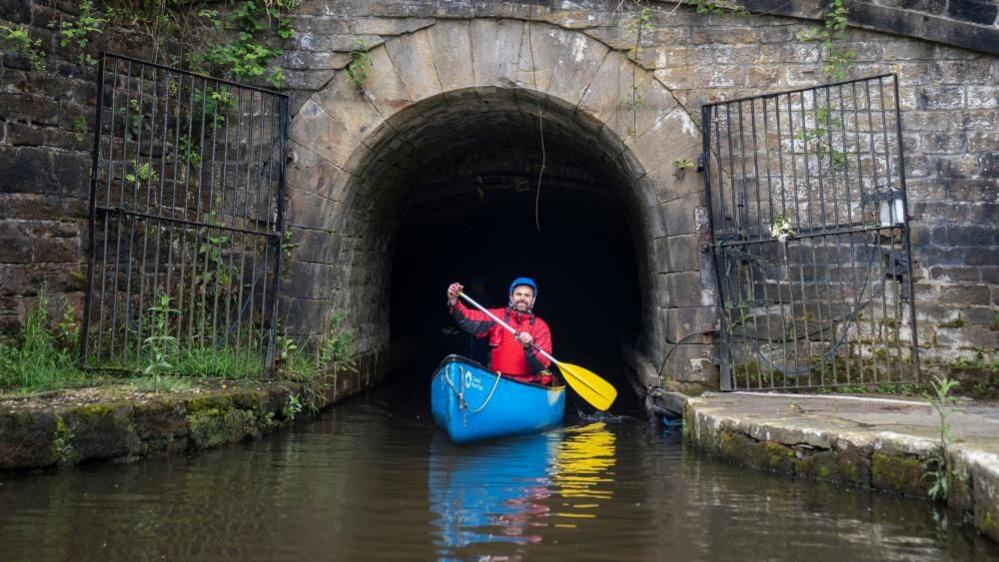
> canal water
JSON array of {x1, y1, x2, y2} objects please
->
[{"x1": 1, "y1": 387, "x2": 997, "y2": 561}]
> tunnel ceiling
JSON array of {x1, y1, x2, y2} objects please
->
[{"x1": 351, "y1": 90, "x2": 647, "y2": 241}]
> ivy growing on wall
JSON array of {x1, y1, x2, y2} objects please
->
[
  {"x1": 51, "y1": 0, "x2": 106, "y2": 66},
  {"x1": 45, "y1": 1, "x2": 300, "y2": 87},
  {"x1": 193, "y1": 0, "x2": 298, "y2": 87},
  {"x1": 796, "y1": 0, "x2": 856, "y2": 80},
  {"x1": 690, "y1": 0, "x2": 747, "y2": 16},
  {"x1": 622, "y1": 0, "x2": 856, "y2": 82},
  {"x1": 0, "y1": 23, "x2": 47, "y2": 70}
]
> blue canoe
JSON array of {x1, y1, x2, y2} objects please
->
[{"x1": 431, "y1": 355, "x2": 566, "y2": 444}]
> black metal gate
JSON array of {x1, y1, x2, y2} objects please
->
[
  {"x1": 702, "y1": 74, "x2": 919, "y2": 391},
  {"x1": 81, "y1": 53, "x2": 288, "y2": 377}
]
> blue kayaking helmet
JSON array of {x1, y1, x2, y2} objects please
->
[{"x1": 508, "y1": 277, "x2": 538, "y2": 297}]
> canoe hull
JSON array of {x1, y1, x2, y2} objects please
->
[{"x1": 431, "y1": 355, "x2": 565, "y2": 444}]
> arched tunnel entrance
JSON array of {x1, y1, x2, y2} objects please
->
[
  {"x1": 346, "y1": 90, "x2": 649, "y2": 407},
  {"x1": 284, "y1": 21, "x2": 713, "y2": 404}
]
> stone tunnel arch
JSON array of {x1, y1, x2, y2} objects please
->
[{"x1": 283, "y1": 19, "x2": 711, "y2": 391}]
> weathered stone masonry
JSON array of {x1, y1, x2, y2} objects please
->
[{"x1": 1, "y1": 0, "x2": 997, "y2": 390}]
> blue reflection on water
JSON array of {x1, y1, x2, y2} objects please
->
[
  {"x1": 429, "y1": 431, "x2": 557, "y2": 556},
  {"x1": 428, "y1": 423, "x2": 618, "y2": 560}
]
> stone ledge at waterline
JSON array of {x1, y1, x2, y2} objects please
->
[
  {"x1": 0, "y1": 369, "x2": 374, "y2": 472},
  {"x1": 682, "y1": 392, "x2": 999, "y2": 543}
]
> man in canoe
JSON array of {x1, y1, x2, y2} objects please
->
[{"x1": 446, "y1": 277, "x2": 555, "y2": 385}]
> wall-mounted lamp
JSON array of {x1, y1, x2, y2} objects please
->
[{"x1": 878, "y1": 189, "x2": 906, "y2": 227}]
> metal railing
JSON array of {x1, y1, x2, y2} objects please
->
[
  {"x1": 82, "y1": 53, "x2": 288, "y2": 377},
  {"x1": 702, "y1": 74, "x2": 919, "y2": 391}
]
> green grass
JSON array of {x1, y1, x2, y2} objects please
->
[
  {"x1": 1, "y1": 295, "x2": 356, "y2": 396},
  {"x1": 0, "y1": 294, "x2": 84, "y2": 392},
  {"x1": 172, "y1": 344, "x2": 264, "y2": 379}
]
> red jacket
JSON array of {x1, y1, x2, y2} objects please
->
[{"x1": 449, "y1": 300, "x2": 553, "y2": 379}]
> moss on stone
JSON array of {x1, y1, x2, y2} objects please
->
[
  {"x1": 871, "y1": 451, "x2": 928, "y2": 496},
  {"x1": 749, "y1": 440, "x2": 795, "y2": 474},
  {"x1": 937, "y1": 317, "x2": 965, "y2": 329},
  {"x1": 837, "y1": 456, "x2": 866, "y2": 486},
  {"x1": 132, "y1": 400, "x2": 187, "y2": 441},
  {"x1": 51, "y1": 413, "x2": 76, "y2": 465},
  {"x1": 978, "y1": 509, "x2": 997, "y2": 540},
  {"x1": 949, "y1": 464, "x2": 974, "y2": 513},
  {"x1": 70, "y1": 403, "x2": 113, "y2": 420},
  {"x1": 187, "y1": 408, "x2": 257, "y2": 450},
  {"x1": 63, "y1": 403, "x2": 140, "y2": 462},
  {"x1": 231, "y1": 389, "x2": 262, "y2": 411},
  {"x1": 795, "y1": 450, "x2": 836, "y2": 480},
  {"x1": 0, "y1": 377, "x2": 371, "y2": 471},
  {"x1": 717, "y1": 429, "x2": 796, "y2": 474},
  {"x1": 184, "y1": 394, "x2": 234, "y2": 415},
  {"x1": 0, "y1": 409, "x2": 58, "y2": 469},
  {"x1": 718, "y1": 429, "x2": 746, "y2": 461}
]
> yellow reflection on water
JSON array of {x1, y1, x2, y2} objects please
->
[{"x1": 551, "y1": 422, "x2": 616, "y2": 519}]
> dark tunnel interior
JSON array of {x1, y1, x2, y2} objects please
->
[{"x1": 378, "y1": 95, "x2": 646, "y2": 411}]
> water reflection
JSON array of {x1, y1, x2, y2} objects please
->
[
  {"x1": 3, "y1": 397, "x2": 997, "y2": 561},
  {"x1": 550, "y1": 423, "x2": 616, "y2": 527},
  {"x1": 429, "y1": 423, "x2": 617, "y2": 559}
]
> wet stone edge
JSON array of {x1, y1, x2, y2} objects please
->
[
  {"x1": 682, "y1": 399, "x2": 999, "y2": 544},
  {"x1": 0, "y1": 364, "x2": 382, "y2": 472}
]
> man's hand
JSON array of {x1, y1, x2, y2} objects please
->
[
  {"x1": 447, "y1": 282, "x2": 463, "y2": 306},
  {"x1": 516, "y1": 331, "x2": 533, "y2": 348}
]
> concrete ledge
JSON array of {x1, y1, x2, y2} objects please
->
[
  {"x1": 0, "y1": 360, "x2": 383, "y2": 471},
  {"x1": 682, "y1": 392, "x2": 999, "y2": 543}
]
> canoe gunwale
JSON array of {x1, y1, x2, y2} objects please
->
[{"x1": 434, "y1": 354, "x2": 566, "y2": 392}]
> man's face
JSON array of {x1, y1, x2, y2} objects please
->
[{"x1": 510, "y1": 286, "x2": 535, "y2": 312}]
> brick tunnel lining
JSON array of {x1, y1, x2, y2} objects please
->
[{"x1": 341, "y1": 89, "x2": 653, "y2": 395}]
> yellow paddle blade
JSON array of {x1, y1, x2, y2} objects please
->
[{"x1": 556, "y1": 362, "x2": 617, "y2": 411}]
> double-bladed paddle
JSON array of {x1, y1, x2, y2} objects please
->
[{"x1": 458, "y1": 292, "x2": 617, "y2": 411}]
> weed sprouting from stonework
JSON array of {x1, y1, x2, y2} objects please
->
[
  {"x1": 284, "y1": 393, "x2": 303, "y2": 420},
  {"x1": 45, "y1": 1, "x2": 298, "y2": 83},
  {"x1": 56, "y1": 298, "x2": 80, "y2": 354},
  {"x1": 51, "y1": 0, "x2": 106, "y2": 66},
  {"x1": 672, "y1": 158, "x2": 695, "y2": 180},
  {"x1": 1, "y1": 23, "x2": 47, "y2": 70},
  {"x1": 318, "y1": 312, "x2": 357, "y2": 374},
  {"x1": 52, "y1": 415, "x2": 76, "y2": 465},
  {"x1": 125, "y1": 160, "x2": 159, "y2": 192},
  {"x1": 347, "y1": 39, "x2": 373, "y2": 89},
  {"x1": 690, "y1": 0, "x2": 747, "y2": 16},
  {"x1": 796, "y1": 0, "x2": 855, "y2": 80},
  {"x1": 143, "y1": 294, "x2": 180, "y2": 392},
  {"x1": 923, "y1": 375, "x2": 961, "y2": 503}
]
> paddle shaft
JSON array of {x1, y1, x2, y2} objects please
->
[{"x1": 457, "y1": 292, "x2": 559, "y2": 366}]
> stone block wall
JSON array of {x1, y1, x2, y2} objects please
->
[
  {"x1": 738, "y1": 0, "x2": 999, "y2": 56},
  {"x1": 0, "y1": 0, "x2": 95, "y2": 333},
  {"x1": 2, "y1": 0, "x2": 997, "y2": 388}
]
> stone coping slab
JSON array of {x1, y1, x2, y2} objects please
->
[
  {"x1": 682, "y1": 391, "x2": 999, "y2": 543},
  {"x1": 0, "y1": 366, "x2": 378, "y2": 472}
]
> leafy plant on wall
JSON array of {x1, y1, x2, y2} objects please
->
[{"x1": 48, "y1": 0, "x2": 300, "y2": 87}]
